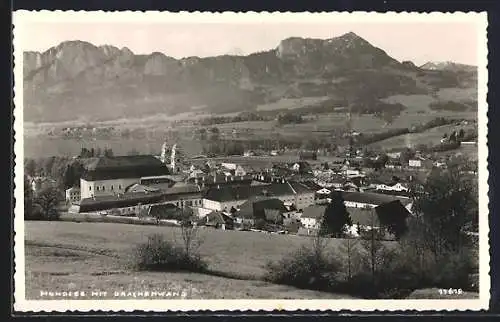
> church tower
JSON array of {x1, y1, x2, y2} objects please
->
[
  {"x1": 170, "y1": 144, "x2": 185, "y2": 173},
  {"x1": 160, "y1": 141, "x2": 169, "y2": 164}
]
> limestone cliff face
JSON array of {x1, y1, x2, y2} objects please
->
[{"x1": 22, "y1": 32, "x2": 476, "y2": 122}]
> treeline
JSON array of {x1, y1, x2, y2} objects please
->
[
  {"x1": 276, "y1": 112, "x2": 304, "y2": 125},
  {"x1": 429, "y1": 100, "x2": 476, "y2": 112},
  {"x1": 200, "y1": 137, "x2": 339, "y2": 156},
  {"x1": 196, "y1": 112, "x2": 270, "y2": 126},
  {"x1": 356, "y1": 128, "x2": 410, "y2": 145},
  {"x1": 25, "y1": 147, "x2": 115, "y2": 188},
  {"x1": 78, "y1": 147, "x2": 114, "y2": 158}
]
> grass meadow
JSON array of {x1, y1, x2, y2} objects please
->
[{"x1": 25, "y1": 221, "x2": 354, "y2": 299}]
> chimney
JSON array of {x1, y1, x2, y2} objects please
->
[{"x1": 217, "y1": 184, "x2": 220, "y2": 190}]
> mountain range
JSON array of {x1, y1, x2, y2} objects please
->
[{"x1": 23, "y1": 32, "x2": 477, "y2": 123}]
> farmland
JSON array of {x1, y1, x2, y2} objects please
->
[
  {"x1": 369, "y1": 123, "x2": 477, "y2": 150},
  {"x1": 25, "y1": 221, "x2": 354, "y2": 299}
]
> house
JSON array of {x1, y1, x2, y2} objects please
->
[
  {"x1": 244, "y1": 150, "x2": 256, "y2": 157},
  {"x1": 346, "y1": 207, "x2": 379, "y2": 237},
  {"x1": 221, "y1": 162, "x2": 237, "y2": 171},
  {"x1": 234, "y1": 165, "x2": 247, "y2": 177},
  {"x1": 408, "y1": 158, "x2": 423, "y2": 168},
  {"x1": 290, "y1": 161, "x2": 311, "y2": 173},
  {"x1": 316, "y1": 188, "x2": 331, "y2": 195},
  {"x1": 300, "y1": 205, "x2": 325, "y2": 230},
  {"x1": 346, "y1": 200, "x2": 411, "y2": 238},
  {"x1": 80, "y1": 155, "x2": 170, "y2": 199},
  {"x1": 342, "y1": 191, "x2": 413, "y2": 211},
  {"x1": 386, "y1": 152, "x2": 402, "y2": 159},
  {"x1": 200, "y1": 211, "x2": 234, "y2": 230},
  {"x1": 202, "y1": 181, "x2": 314, "y2": 212},
  {"x1": 385, "y1": 160, "x2": 403, "y2": 169},
  {"x1": 374, "y1": 182, "x2": 408, "y2": 192},
  {"x1": 76, "y1": 183, "x2": 203, "y2": 214},
  {"x1": 237, "y1": 197, "x2": 287, "y2": 225},
  {"x1": 288, "y1": 181, "x2": 316, "y2": 210},
  {"x1": 65, "y1": 187, "x2": 81, "y2": 204}
]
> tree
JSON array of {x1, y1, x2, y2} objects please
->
[
  {"x1": 63, "y1": 165, "x2": 75, "y2": 189},
  {"x1": 25, "y1": 158, "x2": 37, "y2": 177},
  {"x1": 128, "y1": 148, "x2": 140, "y2": 156},
  {"x1": 399, "y1": 148, "x2": 415, "y2": 165},
  {"x1": 24, "y1": 175, "x2": 35, "y2": 220},
  {"x1": 339, "y1": 237, "x2": 360, "y2": 280},
  {"x1": 412, "y1": 165, "x2": 477, "y2": 256},
  {"x1": 320, "y1": 191, "x2": 352, "y2": 237},
  {"x1": 178, "y1": 208, "x2": 203, "y2": 259},
  {"x1": 34, "y1": 187, "x2": 61, "y2": 220},
  {"x1": 449, "y1": 131, "x2": 457, "y2": 143},
  {"x1": 209, "y1": 127, "x2": 220, "y2": 141},
  {"x1": 104, "y1": 148, "x2": 114, "y2": 157},
  {"x1": 457, "y1": 128, "x2": 465, "y2": 140},
  {"x1": 43, "y1": 157, "x2": 56, "y2": 177}
]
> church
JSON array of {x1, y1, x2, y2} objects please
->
[{"x1": 80, "y1": 155, "x2": 171, "y2": 199}]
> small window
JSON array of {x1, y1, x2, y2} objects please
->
[
  {"x1": 89, "y1": 186, "x2": 92, "y2": 191},
  {"x1": 119, "y1": 185, "x2": 122, "y2": 190},
  {"x1": 102, "y1": 186, "x2": 105, "y2": 191},
  {"x1": 111, "y1": 185, "x2": 114, "y2": 190},
  {"x1": 96, "y1": 186, "x2": 99, "y2": 191}
]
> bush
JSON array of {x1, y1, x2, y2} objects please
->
[
  {"x1": 132, "y1": 233, "x2": 207, "y2": 272},
  {"x1": 264, "y1": 237, "x2": 342, "y2": 290},
  {"x1": 431, "y1": 250, "x2": 475, "y2": 290}
]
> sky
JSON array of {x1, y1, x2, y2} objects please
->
[{"x1": 21, "y1": 21, "x2": 481, "y2": 66}]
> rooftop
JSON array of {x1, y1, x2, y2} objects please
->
[
  {"x1": 82, "y1": 155, "x2": 170, "y2": 180},
  {"x1": 302, "y1": 205, "x2": 326, "y2": 219},
  {"x1": 342, "y1": 191, "x2": 411, "y2": 206},
  {"x1": 204, "y1": 183, "x2": 296, "y2": 202}
]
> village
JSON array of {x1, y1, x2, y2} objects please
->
[{"x1": 26, "y1": 136, "x2": 477, "y2": 241}]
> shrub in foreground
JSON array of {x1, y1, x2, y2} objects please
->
[
  {"x1": 264, "y1": 237, "x2": 342, "y2": 290},
  {"x1": 132, "y1": 233, "x2": 207, "y2": 273}
]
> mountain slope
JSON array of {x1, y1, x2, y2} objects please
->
[
  {"x1": 23, "y1": 33, "x2": 477, "y2": 123},
  {"x1": 419, "y1": 61, "x2": 477, "y2": 72}
]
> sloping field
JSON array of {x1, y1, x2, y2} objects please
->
[
  {"x1": 369, "y1": 123, "x2": 477, "y2": 150},
  {"x1": 24, "y1": 221, "x2": 352, "y2": 299}
]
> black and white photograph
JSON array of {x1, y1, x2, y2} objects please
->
[{"x1": 13, "y1": 11, "x2": 489, "y2": 312}]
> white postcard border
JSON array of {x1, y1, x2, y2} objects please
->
[{"x1": 12, "y1": 10, "x2": 490, "y2": 312}]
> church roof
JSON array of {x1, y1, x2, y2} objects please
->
[{"x1": 82, "y1": 155, "x2": 170, "y2": 181}]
